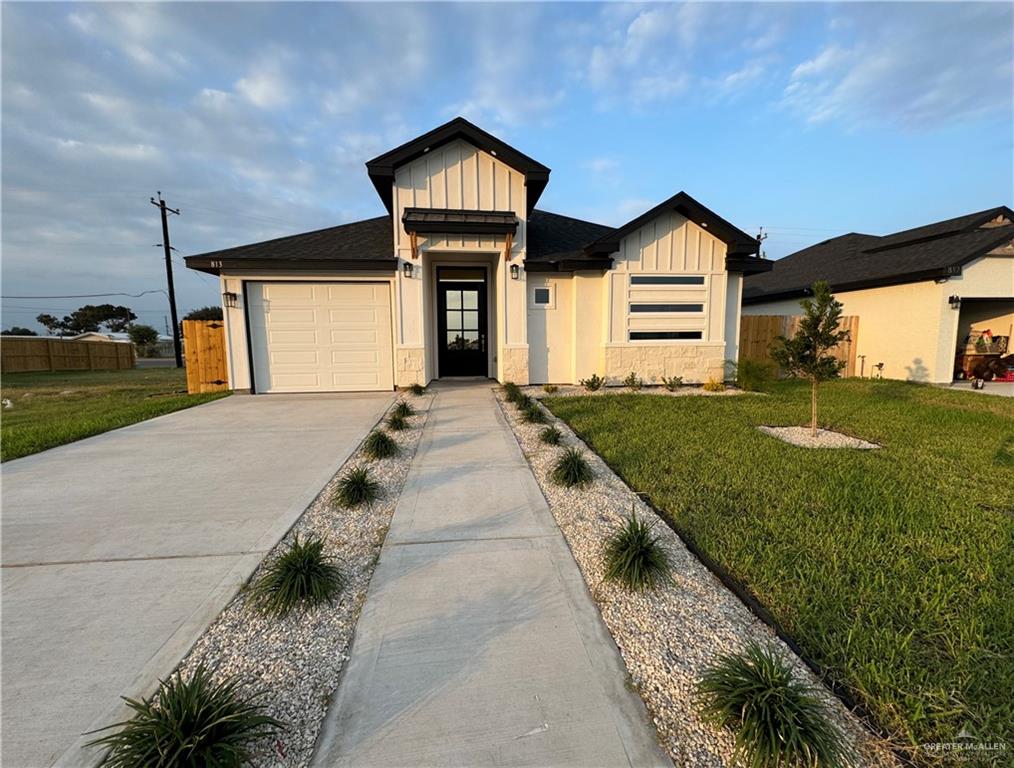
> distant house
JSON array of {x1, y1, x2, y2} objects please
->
[
  {"x1": 185, "y1": 117, "x2": 770, "y2": 393},
  {"x1": 743, "y1": 207, "x2": 1014, "y2": 383}
]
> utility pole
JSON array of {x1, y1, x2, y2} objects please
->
[{"x1": 151, "y1": 192, "x2": 183, "y2": 368}]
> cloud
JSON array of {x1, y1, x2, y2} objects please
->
[
  {"x1": 783, "y1": 4, "x2": 1013, "y2": 128},
  {"x1": 235, "y1": 54, "x2": 292, "y2": 109}
]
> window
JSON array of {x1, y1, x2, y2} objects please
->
[
  {"x1": 629, "y1": 331, "x2": 703, "y2": 341},
  {"x1": 629, "y1": 303, "x2": 704, "y2": 313},
  {"x1": 530, "y1": 285, "x2": 554, "y2": 309},
  {"x1": 630, "y1": 275, "x2": 705, "y2": 286}
]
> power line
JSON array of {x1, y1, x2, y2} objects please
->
[{"x1": 1, "y1": 290, "x2": 167, "y2": 299}]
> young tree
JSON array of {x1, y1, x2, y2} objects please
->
[{"x1": 769, "y1": 281, "x2": 850, "y2": 437}]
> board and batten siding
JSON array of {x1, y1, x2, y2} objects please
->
[
  {"x1": 607, "y1": 212, "x2": 729, "y2": 345},
  {"x1": 392, "y1": 139, "x2": 527, "y2": 254}
]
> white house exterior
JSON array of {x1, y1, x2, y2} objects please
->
[
  {"x1": 743, "y1": 208, "x2": 1014, "y2": 384},
  {"x1": 186, "y1": 118, "x2": 770, "y2": 393}
]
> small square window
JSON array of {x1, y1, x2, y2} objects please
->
[{"x1": 530, "y1": 285, "x2": 554, "y2": 309}]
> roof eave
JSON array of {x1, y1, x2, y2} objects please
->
[
  {"x1": 742, "y1": 265, "x2": 963, "y2": 305},
  {"x1": 184, "y1": 257, "x2": 398, "y2": 276},
  {"x1": 524, "y1": 257, "x2": 613, "y2": 273}
]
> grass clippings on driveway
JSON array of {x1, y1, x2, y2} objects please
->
[
  {"x1": 543, "y1": 379, "x2": 1014, "y2": 763},
  {"x1": 1, "y1": 368, "x2": 229, "y2": 461}
]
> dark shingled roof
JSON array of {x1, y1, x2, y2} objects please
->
[
  {"x1": 524, "y1": 210, "x2": 616, "y2": 270},
  {"x1": 185, "y1": 216, "x2": 395, "y2": 274},
  {"x1": 186, "y1": 209, "x2": 618, "y2": 274},
  {"x1": 743, "y1": 207, "x2": 1014, "y2": 304}
]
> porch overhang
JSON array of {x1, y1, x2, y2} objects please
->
[{"x1": 402, "y1": 208, "x2": 519, "y2": 236}]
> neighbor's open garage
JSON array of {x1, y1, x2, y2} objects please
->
[
  {"x1": 953, "y1": 297, "x2": 1014, "y2": 381},
  {"x1": 247, "y1": 281, "x2": 394, "y2": 393}
]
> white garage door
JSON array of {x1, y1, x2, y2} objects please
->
[{"x1": 248, "y1": 282, "x2": 394, "y2": 393}]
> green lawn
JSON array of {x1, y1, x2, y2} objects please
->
[
  {"x1": 544, "y1": 380, "x2": 1014, "y2": 762},
  {"x1": 1, "y1": 368, "x2": 230, "y2": 461}
]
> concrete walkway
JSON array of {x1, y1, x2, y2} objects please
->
[
  {"x1": 2, "y1": 393, "x2": 392, "y2": 768},
  {"x1": 312, "y1": 382, "x2": 668, "y2": 767}
]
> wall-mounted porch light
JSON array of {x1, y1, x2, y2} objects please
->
[
  {"x1": 222, "y1": 291, "x2": 238, "y2": 309},
  {"x1": 948, "y1": 295, "x2": 961, "y2": 310},
  {"x1": 402, "y1": 261, "x2": 414, "y2": 278},
  {"x1": 510, "y1": 263, "x2": 520, "y2": 280}
]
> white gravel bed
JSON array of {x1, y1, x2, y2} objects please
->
[
  {"x1": 759, "y1": 425, "x2": 881, "y2": 450},
  {"x1": 522, "y1": 383, "x2": 746, "y2": 399},
  {"x1": 495, "y1": 390, "x2": 896, "y2": 768},
  {"x1": 176, "y1": 395, "x2": 432, "y2": 767}
]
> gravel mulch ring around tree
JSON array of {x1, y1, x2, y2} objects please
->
[
  {"x1": 759, "y1": 425, "x2": 881, "y2": 450},
  {"x1": 176, "y1": 395, "x2": 432, "y2": 767},
  {"x1": 495, "y1": 390, "x2": 897, "y2": 768},
  {"x1": 523, "y1": 383, "x2": 746, "y2": 398}
]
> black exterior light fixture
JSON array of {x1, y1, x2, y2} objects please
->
[
  {"x1": 948, "y1": 295, "x2": 961, "y2": 310},
  {"x1": 222, "y1": 291, "x2": 238, "y2": 309},
  {"x1": 510, "y1": 263, "x2": 520, "y2": 280},
  {"x1": 403, "y1": 261, "x2": 414, "y2": 278}
]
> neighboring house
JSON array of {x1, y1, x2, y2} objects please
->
[
  {"x1": 743, "y1": 207, "x2": 1014, "y2": 383},
  {"x1": 185, "y1": 117, "x2": 770, "y2": 393}
]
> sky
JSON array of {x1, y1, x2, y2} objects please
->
[{"x1": 2, "y1": 1, "x2": 1012, "y2": 333}]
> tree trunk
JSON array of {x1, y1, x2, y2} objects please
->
[{"x1": 810, "y1": 378, "x2": 818, "y2": 437}]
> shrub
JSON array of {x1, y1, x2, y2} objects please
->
[
  {"x1": 386, "y1": 412, "x2": 408, "y2": 431},
  {"x1": 543, "y1": 384, "x2": 559, "y2": 394},
  {"x1": 392, "y1": 400, "x2": 414, "y2": 419},
  {"x1": 733, "y1": 358, "x2": 776, "y2": 392},
  {"x1": 248, "y1": 535, "x2": 343, "y2": 616},
  {"x1": 334, "y1": 466, "x2": 380, "y2": 507},
  {"x1": 502, "y1": 381, "x2": 521, "y2": 403},
  {"x1": 521, "y1": 402, "x2": 547, "y2": 424},
  {"x1": 551, "y1": 447, "x2": 593, "y2": 487},
  {"x1": 515, "y1": 393, "x2": 533, "y2": 410},
  {"x1": 603, "y1": 509, "x2": 671, "y2": 592},
  {"x1": 703, "y1": 378, "x2": 726, "y2": 393},
  {"x1": 580, "y1": 373, "x2": 604, "y2": 391},
  {"x1": 540, "y1": 426, "x2": 562, "y2": 445},
  {"x1": 662, "y1": 376, "x2": 683, "y2": 392},
  {"x1": 697, "y1": 643, "x2": 849, "y2": 768},
  {"x1": 623, "y1": 372, "x2": 643, "y2": 391},
  {"x1": 408, "y1": 383, "x2": 425, "y2": 396},
  {"x1": 363, "y1": 429, "x2": 399, "y2": 460},
  {"x1": 86, "y1": 664, "x2": 284, "y2": 767}
]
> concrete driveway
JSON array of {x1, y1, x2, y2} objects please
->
[{"x1": 2, "y1": 392, "x2": 391, "y2": 768}]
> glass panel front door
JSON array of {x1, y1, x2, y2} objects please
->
[{"x1": 437, "y1": 272, "x2": 488, "y2": 377}]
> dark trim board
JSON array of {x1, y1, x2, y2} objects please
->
[
  {"x1": 189, "y1": 258, "x2": 398, "y2": 276},
  {"x1": 524, "y1": 258, "x2": 613, "y2": 273}
]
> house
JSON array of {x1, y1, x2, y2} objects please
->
[
  {"x1": 743, "y1": 207, "x2": 1014, "y2": 383},
  {"x1": 186, "y1": 118, "x2": 770, "y2": 393}
]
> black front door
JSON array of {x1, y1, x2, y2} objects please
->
[{"x1": 437, "y1": 273, "x2": 488, "y2": 377}]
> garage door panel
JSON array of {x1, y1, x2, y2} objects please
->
[
  {"x1": 328, "y1": 308, "x2": 381, "y2": 324},
  {"x1": 267, "y1": 329, "x2": 320, "y2": 345},
  {"x1": 264, "y1": 284, "x2": 316, "y2": 300},
  {"x1": 266, "y1": 307, "x2": 318, "y2": 323},
  {"x1": 248, "y1": 282, "x2": 394, "y2": 393},
  {"x1": 331, "y1": 349, "x2": 380, "y2": 365}
]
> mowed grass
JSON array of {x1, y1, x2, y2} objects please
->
[
  {"x1": 545, "y1": 380, "x2": 1014, "y2": 760},
  {"x1": 1, "y1": 368, "x2": 229, "y2": 461}
]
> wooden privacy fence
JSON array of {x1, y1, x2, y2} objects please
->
[
  {"x1": 183, "y1": 320, "x2": 229, "y2": 394},
  {"x1": 1, "y1": 337, "x2": 135, "y2": 373},
  {"x1": 739, "y1": 315, "x2": 860, "y2": 377}
]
